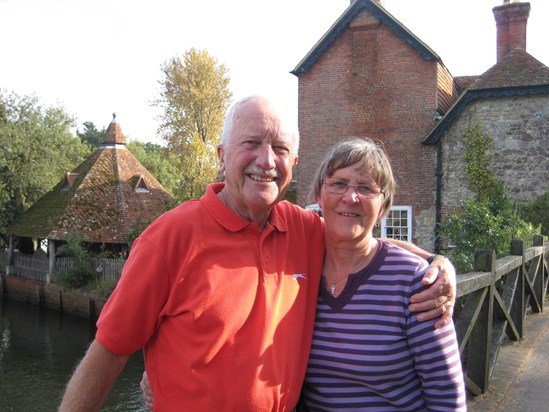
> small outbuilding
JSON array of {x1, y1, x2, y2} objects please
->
[{"x1": 4, "y1": 116, "x2": 173, "y2": 279}]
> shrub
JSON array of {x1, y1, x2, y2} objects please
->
[
  {"x1": 519, "y1": 192, "x2": 549, "y2": 236},
  {"x1": 56, "y1": 232, "x2": 95, "y2": 289}
]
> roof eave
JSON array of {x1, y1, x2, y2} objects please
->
[
  {"x1": 423, "y1": 84, "x2": 549, "y2": 145},
  {"x1": 291, "y1": 0, "x2": 440, "y2": 76}
]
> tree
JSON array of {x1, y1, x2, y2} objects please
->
[
  {"x1": 154, "y1": 48, "x2": 232, "y2": 198},
  {"x1": 77, "y1": 121, "x2": 106, "y2": 148},
  {"x1": 0, "y1": 90, "x2": 91, "y2": 231}
]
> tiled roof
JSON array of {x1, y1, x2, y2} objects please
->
[
  {"x1": 423, "y1": 48, "x2": 549, "y2": 145},
  {"x1": 454, "y1": 75, "x2": 481, "y2": 92},
  {"x1": 469, "y1": 48, "x2": 549, "y2": 90},
  {"x1": 6, "y1": 120, "x2": 173, "y2": 244}
]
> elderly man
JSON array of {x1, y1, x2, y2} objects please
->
[{"x1": 60, "y1": 96, "x2": 454, "y2": 411}]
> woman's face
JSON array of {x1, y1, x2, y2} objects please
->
[{"x1": 319, "y1": 163, "x2": 384, "y2": 245}]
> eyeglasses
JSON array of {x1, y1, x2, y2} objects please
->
[{"x1": 323, "y1": 178, "x2": 383, "y2": 198}]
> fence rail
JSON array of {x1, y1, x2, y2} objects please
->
[
  {"x1": 3, "y1": 236, "x2": 549, "y2": 397},
  {"x1": 455, "y1": 235, "x2": 549, "y2": 396},
  {"x1": 7, "y1": 253, "x2": 124, "y2": 283}
]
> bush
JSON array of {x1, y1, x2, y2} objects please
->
[
  {"x1": 519, "y1": 192, "x2": 549, "y2": 236},
  {"x1": 56, "y1": 232, "x2": 95, "y2": 289},
  {"x1": 87, "y1": 278, "x2": 119, "y2": 300},
  {"x1": 441, "y1": 187, "x2": 541, "y2": 274}
]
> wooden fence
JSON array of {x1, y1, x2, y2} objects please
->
[
  {"x1": 8, "y1": 253, "x2": 124, "y2": 283},
  {"x1": 3, "y1": 236, "x2": 549, "y2": 397},
  {"x1": 456, "y1": 235, "x2": 549, "y2": 396}
]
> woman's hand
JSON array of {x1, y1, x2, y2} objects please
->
[{"x1": 409, "y1": 255, "x2": 456, "y2": 328}]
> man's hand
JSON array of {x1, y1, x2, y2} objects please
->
[
  {"x1": 140, "y1": 371, "x2": 153, "y2": 409},
  {"x1": 409, "y1": 255, "x2": 456, "y2": 329}
]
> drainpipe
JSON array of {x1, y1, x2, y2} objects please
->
[{"x1": 434, "y1": 143, "x2": 443, "y2": 253}]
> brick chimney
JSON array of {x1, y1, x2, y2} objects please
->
[{"x1": 493, "y1": 0, "x2": 531, "y2": 62}]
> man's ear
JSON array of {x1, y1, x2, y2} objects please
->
[
  {"x1": 293, "y1": 155, "x2": 299, "y2": 167},
  {"x1": 217, "y1": 145, "x2": 225, "y2": 173}
]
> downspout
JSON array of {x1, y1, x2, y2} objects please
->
[{"x1": 434, "y1": 142, "x2": 443, "y2": 253}]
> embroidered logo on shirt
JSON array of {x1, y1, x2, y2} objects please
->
[{"x1": 293, "y1": 273, "x2": 307, "y2": 280}]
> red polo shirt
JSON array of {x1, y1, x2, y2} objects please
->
[{"x1": 96, "y1": 183, "x2": 324, "y2": 411}]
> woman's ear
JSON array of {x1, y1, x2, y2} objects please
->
[{"x1": 317, "y1": 195, "x2": 324, "y2": 210}]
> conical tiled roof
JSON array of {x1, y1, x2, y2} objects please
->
[{"x1": 6, "y1": 118, "x2": 173, "y2": 244}]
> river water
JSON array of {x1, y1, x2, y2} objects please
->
[{"x1": 0, "y1": 298, "x2": 147, "y2": 411}]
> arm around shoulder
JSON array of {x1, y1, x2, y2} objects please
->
[{"x1": 59, "y1": 339, "x2": 129, "y2": 412}]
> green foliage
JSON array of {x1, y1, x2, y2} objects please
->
[
  {"x1": 519, "y1": 192, "x2": 549, "y2": 236},
  {"x1": 56, "y1": 232, "x2": 95, "y2": 288},
  {"x1": 441, "y1": 124, "x2": 541, "y2": 274},
  {"x1": 127, "y1": 140, "x2": 182, "y2": 197},
  {"x1": 87, "y1": 278, "x2": 119, "y2": 300},
  {"x1": 441, "y1": 196, "x2": 541, "y2": 274},
  {"x1": 0, "y1": 90, "x2": 91, "y2": 231},
  {"x1": 463, "y1": 124, "x2": 494, "y2": 200},
  {"x1": 154, "y1": 48, "x2": 233, "y2": 198},
  {"x1": 77, "y1": 121, "x2": 106, "y2": 148}
]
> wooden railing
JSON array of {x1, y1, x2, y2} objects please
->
[
  {"x1": 7, "y1": 253, "x2": 124, "y2": 283},
  {"x1": 3, "y1": 236, "x2": 548, "y2": 396},
  {"x1": 455, "y1": 235, "x2": 549, "y2": 396}
]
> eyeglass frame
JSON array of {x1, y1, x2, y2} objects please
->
[{"x1": 322, "y1": 178, "x2": 384, "y2": 198}]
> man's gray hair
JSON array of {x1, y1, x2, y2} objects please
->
[{"x1": 220, "y1": 96, "x2": 300, "y2": 155}]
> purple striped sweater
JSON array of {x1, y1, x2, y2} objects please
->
[{"x1": 300, "y1": 241, "x2": 466, "y2": 411}]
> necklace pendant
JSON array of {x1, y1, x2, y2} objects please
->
[{"x1": 330, "y1": 283, "x2": 336, "y2": 295}]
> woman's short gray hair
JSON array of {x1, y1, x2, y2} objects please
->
[{"x1": 308, "y1": 138, "x2": 395, "y2": 219}]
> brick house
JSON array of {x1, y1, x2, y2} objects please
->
[
  {"x1": 4, "y1": 116, "x2": 173, "y2": 274},
  {"x1": 292, "y1": 0, "x2": 549, "y2": 251}
]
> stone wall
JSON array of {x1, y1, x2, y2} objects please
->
[
  {"x1": 0, "y1": 274, "x2": 105, "y2": 321},
  {"x1": 441, "y1": 94, "x2": 549, "y2": 217}
]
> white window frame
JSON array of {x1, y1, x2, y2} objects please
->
[{"x1": 381, "y1": 206, "x2": 412, "y2": 242}]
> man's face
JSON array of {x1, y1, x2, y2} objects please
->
[{"x1": 217, "y1": 98, "x2": 298, "y2": 221}]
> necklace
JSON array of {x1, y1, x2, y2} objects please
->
[
  {"x1": 324, "y1": 239, "x2": 379, "y2": 296},
  {"x1": 328, "y1": 274, "x2": 349, "y2": 296}
]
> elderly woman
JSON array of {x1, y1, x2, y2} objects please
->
[{"x1": 299, "y1": 138, "x2": 466, "y2": 411}]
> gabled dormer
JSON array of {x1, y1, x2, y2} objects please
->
[
  {"x1": 61, "y1": 172, "x2": 79, "y2": 191},
  {"x1": 133, "y1": 175, "x2": 150, "y2": 193}
]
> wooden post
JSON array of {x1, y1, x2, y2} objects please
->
[
  {"x1": 47, "y1": 240, "x2": 56, "y2": 284},
  {"x1": 510, "y1": 239, "x2": 526, "y2": 336},
  {"x1": 6, "y1": 235, "x2": 14, "y2": 275},
  {"x1": 468, "y1": 248, "x2": 495, "y2": 393},
  {"x1": 532, "y1": 235, "x2": 546, "y2": 312}
]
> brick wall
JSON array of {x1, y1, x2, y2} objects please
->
[
  {"x1": 296, "y1": 10, "x2": 439, "y2": 248},
  {"x1": 1, "y1": 274, "x2": 105, "y2": 321}
]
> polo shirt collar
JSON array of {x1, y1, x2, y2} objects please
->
[{"x1": 201, "y1": 183, "x2": 288, "y2": 233}]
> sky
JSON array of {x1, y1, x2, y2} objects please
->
[{"x1": 2, "y1": 0, "x2": 548, "y2": 146}]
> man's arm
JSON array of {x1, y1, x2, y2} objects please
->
[
  {"x1": 382, "y1": 238, "x2": 456, "y2": 329},
  {"x1": 59, "y1": 339, "x2": 129, "y2": 412}
]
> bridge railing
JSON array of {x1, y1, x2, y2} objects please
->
[{"x1": 455, "y1": 235, "x2": 549, "y2": 396}]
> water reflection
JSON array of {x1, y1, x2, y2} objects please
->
[{"x1": 0, "y1": 298, "x2": 147, "y2": 411}]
